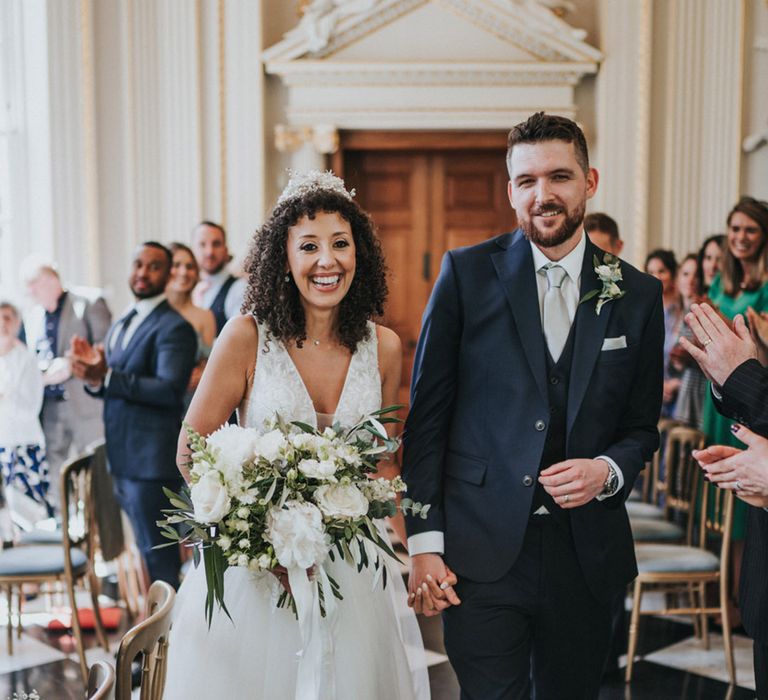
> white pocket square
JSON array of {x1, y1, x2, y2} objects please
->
[{"x1": 601, "y1": 335, "x2": 627, "y2": 351}]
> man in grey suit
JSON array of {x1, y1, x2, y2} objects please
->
[{"x1": 21, "y1": 260, "x2": 111, "y2": 510}]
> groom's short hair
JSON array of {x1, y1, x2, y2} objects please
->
[{"x1": 506, "y1": 112, "x2": 590, "y2": 176}]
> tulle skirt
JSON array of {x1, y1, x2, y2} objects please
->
[{"x1": 164, "y1": 549, "x2": 430, "y2": 699}]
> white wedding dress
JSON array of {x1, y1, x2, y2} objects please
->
[{"x1": 164, "y1": 321, "x2": 429, "y2": 699}]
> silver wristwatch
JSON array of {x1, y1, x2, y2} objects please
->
[{"x1": 601, "y1": 463, "x2": 619, "y2": 496}]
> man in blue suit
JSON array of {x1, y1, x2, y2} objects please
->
[
  {"x1": 403, "y1": 113, "x2": 664, "y2": 699},
  {"x1": 71, "y1": 242, "x2": 196, "y2": 587}
]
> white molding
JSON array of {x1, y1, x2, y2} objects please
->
[{"x1": 265, "y1": 0, "x2": 599, "y2": 134}]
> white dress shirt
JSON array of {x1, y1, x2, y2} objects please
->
[
  {"x1": 407, "y1": 233, "x2": 624, "y2": 557},
  {"x1": 109, "y1": 294, "x2": 167, "y2": 353},
  {"x1": 104, "y1": 294, "x2": 167, "y2": 387},
  {"x1": 197, "y1": 270, "x2": 247, "y2": 322}
]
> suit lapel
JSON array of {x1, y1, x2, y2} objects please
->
[
  {"x1": 491, "y1": 232, "x2": 548, "y2": 403},
  {"x1": 57, "y1": 295, "x2": 74, "y2": 356},
  {"x1": 115, "y1": 302, "x2": 166, "y2": 367},
  {"x1": 566, "y1": 241, "x2": 614, "y2": 435}
]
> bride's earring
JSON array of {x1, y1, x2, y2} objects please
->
[{"x1": 284, "y1": 272, "x2": 290, "y2": 283}]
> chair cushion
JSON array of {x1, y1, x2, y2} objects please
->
[
  {"x1": 627, "y1": 501, "x2": 665, "y2": 520},
  {"x1": 0, "y1": 546, "x2": 88, "y2": 577},
  {"x1": 17, "y1": 529, "x2": 62, "y2": 545},
  {"x1": 635, "y1": 544, "x2": 719, "y2": 574},
  {"x1": 631, "y1": 518, "x2": 685, "y2": 542}
]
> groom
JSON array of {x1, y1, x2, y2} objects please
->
[{"x1": 403, "y1": 112, "x2": 664, "y2": 699}]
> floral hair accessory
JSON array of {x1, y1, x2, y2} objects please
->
[{"x1": 277, "y1": 169, "x2": 356, "y2": 205}]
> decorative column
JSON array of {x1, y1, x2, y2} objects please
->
[
  {"x1": 592, "y1": 0, "x2": 653, "y2": 268},
  {"x1": 274, "y1": 124, "x2": 338, "y2": 184},
  {"x1": 651, "y1": 0, "x2": 745, "y2": 255}
]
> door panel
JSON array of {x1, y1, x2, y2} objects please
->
[{"x1": 343, "y1": 147, "x2": 516, "y2": 408}]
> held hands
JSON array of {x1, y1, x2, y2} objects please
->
[
  {"x1": 538, "y1": 458, "x2": 610, "y2": 508},
  {"x1": 67, "y1": 335, "x2": 108, "y2": 386},
  {"x1": 407, "y1": 553, "x2": 461, "y2": 617},
  {"x1": 693, "y1": 424, "x2": 768, "y2": 508},
  {"x1": 678, "y1": 303, "x2": 757, "y2": 387}
]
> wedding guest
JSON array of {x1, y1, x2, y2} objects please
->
[
  {"x1": 69, "y1": 242, "x2": 196, "y2": 587},
  {"x1": 20, "y1": 258, "x2": 111, "y2": 511},
  {"x1": 673, "y1": 236, "x2": 724, "y2": 428},
  {"x1": 584, "y1": 212, "x2": 623, "y2": 256},
  {"x1": 681, "y1": 301, "x2": 768, "y2": 697},
  {"x1": 701, "y1": 198, "x2": 768, "y2": 547},
  {"x1": 166, "y1": 243, "x2": 216, "y2": 409},
  {"x1": 0, "y1": 301, "x2": 52, "y2": 527},
  {"x1": 191, "y1": 222, "x2": 246, "y2": 335},
  {"x1": 645, "y1": 249, "x2": 683, "y2": 417}
]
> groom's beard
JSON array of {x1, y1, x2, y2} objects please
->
[{"x1": 521, "y1": 200, "x2": 586, "y2": 249}]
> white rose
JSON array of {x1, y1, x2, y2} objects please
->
[
  {"x1": 595, "y1": 264, "x2": 613, "y2": 280},
  {"x1": 254, "y1": 429, "x2": 288, "y2": 463},
  {"x1": 217, "y1": 535, "x2": 232, "y2": 551},
  {"x1": 266, "y1": 500, "x2": 328, "y2": 569},
  {"x1": 190, "y1": 472, "x2": 231, "y2": 524},
  {"x1": 314, "y1": 484, "x2": 369, "y2": 519},
  {"x1": 298, "y1": 458, "x2": 337, "y2": 481},
  {"x1": 237, "y1": 554, "x2": 249, "y2": 567},
  {"x1": 257, "y1": 554, "x2": 272, "y2": 569}
]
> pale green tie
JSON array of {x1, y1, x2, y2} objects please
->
[{"x1": 542, "y1": 264, "x2": 570, "y2": 361}]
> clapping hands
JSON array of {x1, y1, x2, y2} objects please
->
[
  {"x1": 693, "y1": 424, "x2": 768, "y2": 508},
  {"x1": 67, "y1": 335, "x2": 108, "y2": 385}
]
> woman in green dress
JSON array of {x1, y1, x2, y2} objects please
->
[{"x1": 702, "y1": 198, "x2": 768, "y2": 583}]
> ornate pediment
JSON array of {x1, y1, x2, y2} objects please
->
[{"x1": 263, "y1": 0, "x2": 601, "y2": 131}]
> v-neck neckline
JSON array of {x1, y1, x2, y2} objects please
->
[{"x1": 284, "y1": 345, "x2": 355, "y2": 423}]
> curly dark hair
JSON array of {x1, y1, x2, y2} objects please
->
[{"x1": 242, "y1": 189, "x2": 388, "y2": 352}]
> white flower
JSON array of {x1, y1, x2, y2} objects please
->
[
  {"x1": 257, "y1": 554, "x2": 272, "y2": 569},
  {"x1": 217, "y1": 535, "x2": 232, "y2": 551},
  {"x1": 253, "y1": 429, "x2": 288, "y2": 462},
  {"x1": 333, "y1": 443, "x2": 363, "y2": 467},
  {"x1": 236, "y1": 506, "x2": 249, "y2": 519},
  {"x1": 238, "y1": 538, "x2": 250, "y2": 549},
  {"x1": 363, "y1": 477, "x2": 396, "y2": 502},
  {"x1": 237, "y1": 554, "x2": 249, "y2": 567},
  {"x1": 190, "y1": 472, "x2": 231, "y2": 524},
  {"x1": 266, "y1": 500, "x2": 328, "y2": 569},
  {"x1": 206, "y1": 424, "x2": 261, "y2": 483},
  {"x1": 314, "y1": 484, "x2": 369, "y2": 519},
  {"x1": 292, "y1": 433, "x2": 334, "y2": 459},
  {"x1": 298, "y1": 458, "x2": 337, "y2": 480},
  {"x1": 190, "y1": 459, "x2": 214, "y2": 478}
]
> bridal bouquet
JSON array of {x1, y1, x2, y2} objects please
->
[{"x1": 158, "y1": 408, "x2": 429, "y2": 626}]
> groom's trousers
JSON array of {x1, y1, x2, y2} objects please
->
[{"x1": 442, "y1": 515, "x2": 613, "y2": 700}]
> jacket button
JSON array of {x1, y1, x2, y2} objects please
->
[
  {"x1": 550, "y1": 376, "x2": 559, "y2": 385},
  {"x1": 522, "y1": 475, "x2": 534, "y2": 487},
  {"x1": 534, "y1": 419, "x2": 546, "y2": 431}
]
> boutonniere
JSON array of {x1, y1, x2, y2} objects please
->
[{"x1": 580, "y1": 253, "x2": 626, "y2": 315}]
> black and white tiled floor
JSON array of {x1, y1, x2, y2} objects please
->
[{"x1": 0, "y1": 582, "x2": 759, "y2": 699}]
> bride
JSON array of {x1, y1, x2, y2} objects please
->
[{"x1": 163, "y1": 171, "x2": 443, "y2": 699}]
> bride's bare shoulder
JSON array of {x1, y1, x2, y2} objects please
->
[
  {"x1": 375, "y1": 324, "x2": 402, "y2": 365},
  {"x1": 216, "y1": 314, "x2": 259, "y2": 355}
]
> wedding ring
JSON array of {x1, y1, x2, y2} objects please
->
[
  {"x1": 702, "y1": 337, "x2": 713, "y2": 346},
  {"x1": 563, "y1": 494, "x2": 570, "y2": 504},
  {"x1": 735, "y1": 481, "x2": 743, "y2": 491}
]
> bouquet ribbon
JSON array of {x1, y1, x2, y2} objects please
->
[{"x1": 288, "y1": 564, "x2": 338, "y2": 700}]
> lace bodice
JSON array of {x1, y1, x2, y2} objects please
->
[{"x1": 243, "y1": 321, "x2": 382, "y2": 430}]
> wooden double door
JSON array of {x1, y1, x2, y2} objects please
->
[{"x1": 336, "y1": 135, "x2": 517, "y2": 406}]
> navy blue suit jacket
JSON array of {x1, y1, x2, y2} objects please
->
[
  {"x1": 91, "y1": 300, "x2": 196, "y2": 481},
  {"x1": 402, "y1": 232, "x2": 664, "y2": 598}
]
